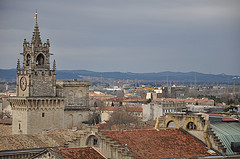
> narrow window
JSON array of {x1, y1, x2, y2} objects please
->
[
  {"x1": 19, "y1": 123, "x2": 21, "y2": 129},
  {"x1": 93, "y1": 138, "x2": 98, "y2": 145},
  {"x1": 42, "y1": 113, "x2": 45, "y2": 117}
]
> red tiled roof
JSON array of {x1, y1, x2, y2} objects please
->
[
  {"x1": 95, "y1": 122, "x2": 109, "y2": 130},
  {"x1": 126, "y1": 107, "x2": 142, "y2": 112},
  {"x1": 89, "y1": 92, "x2": 113, "y2": 97},
  {"x1": 206, "y1": 113, "x2": 223, "y2": 117},
  {"x1": 124, "y1": 104, "x2": 142, "y2": 107},
  {"x1": 102, "y1": 129, "x2": 217, "y2": 159},
  {"x1": 100, "y1": 106, "x2": 142, "y2": 112},
  {"x1": 0, "y1": 118, "x2": 12, "y2": 125},
  {"x1": 54, "y1": 147, "x2": 107, "y2": 159},
  {"x1": 222, "y1": 118, "x2": 238, "y2": 122},
  {"x1": 154, "y1": 98, "x2": 214, "y2": 104},
  {"x1": 100, "y1": 106, "x2": 120, "y2": 111},
  {"x1": 106, "y1": 97, "x2": 147, "y2": 102}
]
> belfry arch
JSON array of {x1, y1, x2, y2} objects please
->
[{"x1": 36, "y1": 53, "x2": 45, "y2": 66}]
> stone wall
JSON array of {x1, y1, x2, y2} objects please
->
[
  {"x1": 8, "y1": 97, "x2": 65, "y2": 134},
  {"x1": 64, "y1": 110, "x2": 88, "y2": 129},
  {"x1": 57, "y1": 80, "x2": 90, "y2": 129},
  {"x1": 32, "y1": 70, "x2": 56, "y2": 97},
  {"x1": 12, "y1": 105, "x2": 28, "y2": 134},
  {"x1": 142, "y1": 103, "x2": 163, "y2": 121},
  {"x1": 17, "y1": 69, "x2": 56, "y2": 97},
  {"x1": 57, "y1": 80, "x2": 89, "y2": 107}
]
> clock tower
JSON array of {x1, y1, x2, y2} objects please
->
[
  {"x1": 8, "y1": 13, "x2": 65, "y2": 134},
  {"x1": 17, "y1": 21, "x2": 56, "y2": 97}
]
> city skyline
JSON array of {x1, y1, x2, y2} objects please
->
[{"x1": 0, "y1": 0, "x2": 240, "y2": 75}]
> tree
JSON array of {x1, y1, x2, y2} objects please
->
[
  {"x1": 145, "y1": 99, "x2": 152, "y2": 104},
  {"x1": 223, "y1": 105, "x2": 238, "y2": 113},
  {"x1": 108, "y1": 107, "x2": 138, "y2": 129},
  {"x1": 88, "y1": 112, "x2": 101, "y2": 125},
  {"x1": 226, "y1": 99, "x2": 234, "y2": 105}
]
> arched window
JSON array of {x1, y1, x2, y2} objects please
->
[
  {"x1": 167, "y1": 121, "x2": 177, "y2": 128},
  {"x1": 26, "y1": 54, "x2": 31, "y2": 66},
  {"x1": 36, "y1": 54, "x2": 44, "y2": 66},
  {"x1": 86, "y1": 135, "x2": 99, "y2": 147},
  {"x1": 68, "y1": 91, "x2": 74, "y2": 105},
  {"x1": 68, "y1": 114, "x2": 73, "y2": 128},
  {"x1": 78, "y1": 114, "x2": 83, "y2": 120},
  {"x1": 187, "y1": 122, "x2": 196, "y2": 130}
]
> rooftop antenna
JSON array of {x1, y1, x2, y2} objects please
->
[
  {"x1": 194, "y1": 72, "x2": 197, "y2": 86},
  {"x1": 34, "y1": 10, "x2": 38, "y2": 23}
]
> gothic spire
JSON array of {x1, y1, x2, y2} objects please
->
[
  {"x1": 17, "y1": 59, "x2": 20, "y2": 70},
  {"x1": 53, "y1": 59, "x2": 56, "y2": 70},
  {"x1": 31, "y1": 11, "x2": 42, "y2": 47}
]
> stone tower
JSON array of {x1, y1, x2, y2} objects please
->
[{"x1": 8, "y1": 18, "x2": 65, "y2": 134}]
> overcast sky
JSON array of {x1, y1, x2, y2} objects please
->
[{"x1": 0, "y1": 0, "x2": 239, "y2": 75}]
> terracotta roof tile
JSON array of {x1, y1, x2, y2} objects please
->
[
  {"x1": 54, "y1": 147, "x2": 107, "y2": 159},
  {"x1": 154, "y1": 98, "x2": 214, "y2": 104},
  {"x1": 0, "y1": 129, "x2": 80, "y2": 151},
  {"x1": 206, "y1": 113, "x2": 223, "y2": 116},
  {"x1": 100, "y1": 106, "x2": 142, "y2": 112},
  {"x1": 106, "y1": 97, "x2": 146, "y2": 102},
  {"x1": 222, "y1": 118, "x2": 238, "y2": 122},
  {"x1": 126, "y1": 107, "x2": 142, "y2": 112},
  {"x1": 100, "y1": 106, "x2": 120, "y2": 111},
  {"x1": 102, "y1": 129, "x2": 217, "y2": 159}
]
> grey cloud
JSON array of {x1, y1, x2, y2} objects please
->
[{"x1": 0, "y1": 0, "x2": 239, "y2": 75}]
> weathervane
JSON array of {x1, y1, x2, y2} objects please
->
[{"x1": 34, "y1": 10, "x2": 38, "y2": 23}]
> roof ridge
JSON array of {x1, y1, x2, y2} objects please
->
[{"x1": 91, "y1": 146, "x2": 108, "y2": 159}]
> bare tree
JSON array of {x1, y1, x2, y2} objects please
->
[{"x1": 107, "y1": 107, "x2": 138, "y2": 129}]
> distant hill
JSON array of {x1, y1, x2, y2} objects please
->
[
  {"x1": 0, "y1": 69, "x2": 234, "y2": 83},
  {"x1": 0, "y1": 69, "x2": 16, "y2": 81}
]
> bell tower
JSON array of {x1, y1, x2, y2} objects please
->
[
  {"x1": 8, "y1": 12, "x2": 64, "y2": 134},
  {"x1": 17, "y1": 17, "x2": 56, "y2": 97}
]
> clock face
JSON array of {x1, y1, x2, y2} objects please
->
[{"x1": 20, "y1": 76, "x2": 27, "y2": 91}]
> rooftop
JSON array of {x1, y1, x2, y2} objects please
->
[
  {"x1": 106, "y1": 97, "x2": 147, "y2": 102},
  {"x1": 211, "y1": 122, "x2": 240, "y2": 155},
  {"x1": 154, "y1": 98, "x2": 214, "y2": 104},
  {"x1": 0, "y1": 129, "x2": 80, "y2": 151},
  {"x1": 100, "y1": 106, "x2": 142, "y2": 112},
  {"x1": 102, "y1": 129, "x2": 217, "y2": 158},
  {"x1": 54, "y1": 147, "x2": 107, "y2": 159}
]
